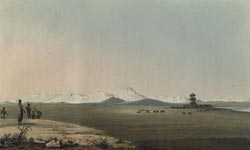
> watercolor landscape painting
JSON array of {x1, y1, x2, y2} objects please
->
[{"x1": 0, "y1": 0, "x2": 250, "y2": 150}]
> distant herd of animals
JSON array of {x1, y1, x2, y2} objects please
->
[
  {"x1": 137, "y1": 109, "x2": 166, "y2": 113},
  {"x1": 136, "y1": 93, "x2": 213, "y2": 114},
  {"x1": 137, "y1": 108, "x2": 211, "y2": 115}
]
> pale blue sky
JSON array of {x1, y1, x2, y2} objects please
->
[{"x1": 0, "y1": 0, "x2": 249, "y2": 99}]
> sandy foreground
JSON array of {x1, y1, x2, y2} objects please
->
[{"x1": 0, "y1": 119, "x2": 133, "y2": 148}]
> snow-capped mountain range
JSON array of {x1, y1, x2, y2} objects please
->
[
  {"x1": 21, "y1": 87, "x2": 146, "y2": 104},
  {"x1": 4, "y1": 87, "x2": 250, "y2": 104}
]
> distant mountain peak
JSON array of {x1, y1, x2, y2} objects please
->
[
  {"x1": 125, "y1": 87, "x2": 136, "y2": 91},
  {"x1": 100, "y1": 97, "x2": 126, "y2": 105},
  {"x1": 114, "y1": 87, "x2": 146, "y2": 101}
]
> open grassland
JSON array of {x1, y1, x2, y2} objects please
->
[{"x1": 3, "y1": 103, "x2": 250, "y2": 150}]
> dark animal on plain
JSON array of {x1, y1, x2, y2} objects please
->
[
  {"x1": 146, "y1": 110, "x2": 150, "y2": 113},
  {"x1": 182, "y1": 112, "x2": 186, "y2": 115},
  {"x1": 153, "y1": 110, "x2": 159, "y2": 113},
  {"x1": 160, "y1": 110, "x2": 165, "y2": 113},
  {"x1": 188, "y1": 112, "x2": 192, "y2": 115}
]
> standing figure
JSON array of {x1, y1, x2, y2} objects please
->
[
  {"x1": 31, "y1": 110, "x2": 36, "y2": 119},
  {"x1": 26, "y1": 103, "x2": 32, "y2": 119},
  {"x1": 0, "y1": 107, "x2": 8, "y2": 120},
  {"x1": 17, "y1": 99, "x2": 26, "y2": 125}
]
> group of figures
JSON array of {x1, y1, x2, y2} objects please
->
[
  {"x1": 18, "y1": 99, "x2": 43, "y2": 125},
  {"x1": 0, "y1": 99, "x2": 43, "y2": 125}
]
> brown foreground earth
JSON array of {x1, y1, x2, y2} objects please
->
[
  {"x1": 1, "y1": 144, "x2": 101, "y2": 150},
  {"x1": 0, "y1": 119, "x2": 134, "y2": 150},
  {"x1": 2, "y1": 138, "x2": 250, "y2": 150}
]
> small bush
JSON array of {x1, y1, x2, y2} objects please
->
[
  {"x1": 89, "y1": 137, "x2": 111, "y2": 150},
  {"x1": 89, "y1": 137, "x2": 137, "y2": 150},
  {"x1": 0, "y1": 125, "x2": 32, "y2": 147}
]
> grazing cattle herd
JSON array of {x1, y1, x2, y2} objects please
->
[
  {"x1": 136, "y1": 109, "x2": 169, "y2": 114},
  {"x1": 137, "y1": 109, "x2": 166, "y2": 114},
  {"x1": 137, "y1": 108, "x2": 212, "y2": 115}
]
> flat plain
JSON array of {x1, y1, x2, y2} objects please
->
[{"x1": 3, "y1": 103, "x2": 250, "y2": 150}]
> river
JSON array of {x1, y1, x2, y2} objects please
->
[{"x1": 218, "y1": 107, "x2": 250, "y2": 112}]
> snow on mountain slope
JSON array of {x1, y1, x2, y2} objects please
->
[
  {"x1": 22, "y1": 87, "x2": 145, "y2": 103},
  {"x1": 149, "y1": 96, "x2": 189, "y2": 103},
  {"x1": 81, "y1": 91, "x2": 114, "y2": 103},
  {"x1": 205, "y1": 96, "x2": 250, "y2": 102},
  {"x1": 114, "y1": 87, "x2": 146, "y2": 101},
  {"x1": 23, "y1": 92, "x2": 114, "y2": 104}
]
